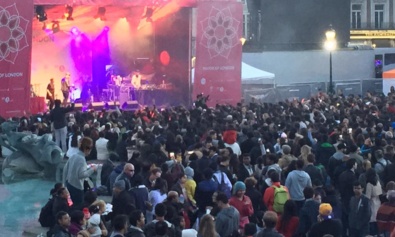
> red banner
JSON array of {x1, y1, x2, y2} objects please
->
[
  {"x1": 0, "y1": 0, "x2": 33, "y2": 118},
  {"x1": 194, "y1": 1, "x2": 242, "y2": 106}
]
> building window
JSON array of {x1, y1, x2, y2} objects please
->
[
  {"x1": 351, "y1": 4, "x2": 362, "y2": 29},
  {"x1": 374, "y1": 4, "x2": 384, "y2": 29}
]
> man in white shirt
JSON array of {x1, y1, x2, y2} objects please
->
[{"x1": 96, "y1": 131, "x2": 109, "y2": 160}]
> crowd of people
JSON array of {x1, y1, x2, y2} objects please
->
[{"x1": 5, "y1": 89, "x2": 395, "y2": 237}]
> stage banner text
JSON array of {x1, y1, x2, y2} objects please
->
[
  {"x1": 0, "y1": 0, "x2": 33, "y2": 117},
  {"x1": 194, "y1": 0, "x2": 243, "y2": 106}
]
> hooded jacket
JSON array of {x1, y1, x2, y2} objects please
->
[
  {"x1": 285, "y1": 170, "x2": 312, "y2": 201},
  {"x1": 215, "y1": 206, "x2": 240, "y2": 237}
]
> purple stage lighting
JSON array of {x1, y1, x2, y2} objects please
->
[{"x1": 103, "y1": 26, "x2": 110, "y2": 32}]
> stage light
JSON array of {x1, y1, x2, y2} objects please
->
[
  {"x1": 103, "y1": 26, "x2": 110, "y2": 32},
  {"x1": 64, "y1": 5, "x2": 74, "y2": 21},
  {"x1": 52, "y1": 21, "x2": 60, "y2": 33},
  {"x1": 35, "y1": 6, "x2": 48, "y2": 22},
  {"x1": 94, "y1": 7, "x2": 107, "y2": 21}
]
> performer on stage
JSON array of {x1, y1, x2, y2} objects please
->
[
  {"x1": 131, "y1": 71, "x2": 142, "y2": 89},
  {"x1": 46, "y1": 78, "x2": 55, "y2": 110},
  {"x1": 61, "y1": 73, "x2": 71, "y2": 106}
]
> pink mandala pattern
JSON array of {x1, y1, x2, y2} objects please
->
[
  {"x1": 200, "y1": 7, "x2": 240, "y2": 59},
  {"x1": 0, "y1": 4, "x2": 30, "y2": 64}
]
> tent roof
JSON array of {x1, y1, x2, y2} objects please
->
[
  {"x1": 242, "y1": 62, "x2": 275, "y2": 84},
  {"x1": 383, "y1": 69, "x2": 395, "y2": 79}
]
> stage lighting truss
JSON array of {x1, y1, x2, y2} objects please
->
[
  {"x1": 64, "y1": 5, "x2": 74, "y2": 21},
  {"x1": 35, "y1": 5, "x2": 48, "y2": 22},
  {"x1": 94, "y1": 7, "x2": 107, "y2": 21}
]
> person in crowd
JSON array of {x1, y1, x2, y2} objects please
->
[
  {"x1": 88, "y1": 201, "x2": 108, "y2": 237},
  {"x1": 39, "y1": 183, "x2": 65, "y2": 228},
  {"x1": 338, "y1": 158, "x2": 358, "y2": 236},
  {"x1": 215, "y1": 192, "x2": 240, "y2": 237},
  {"x1": 129, "y1": 175, "x2": 149, "y2": 216},
  {"x1": 147, "y1": 177, "x2": 168, "y2": 222},
  {"x1": 304, "y1": 153, "x2": 324, "y2": 185},
  {"x1": 263, "y1": 171, "x2": 289, "y2": 213},
  {"x1": 285, "y1": 159, "x2": 312, "y2": 210},
  {"x1": 96, "y1": 131, "x2": 110, "y2": 161},
  {"x1": 48, "y1": 211, "x2": 72, "y2": 237},
  {"x1": 279, "y1": 144, "x2": 297, "y2": 169},
  {"x1": 162, "y1": 191, "x2": 182, "y2": 223},
  {"x1": 115, "y1": 163, "x2": 135, "y2": 192},
  {"x1": 223, "y1": 124, "x2": 241, "y2": 156},
  {"x1": 184, "y1": 167, "x2": 197, "y2": 207},
  {"x1": 296, "y1": 186, "x2": 321, "y2": 236},
  {"x1": 111, "y1": 180, "x2": 136, "y2": 223},
  {"x1": 144, "y1": 203, "x2": 176, "y2": 237},
  {"x1": 309, "y1": 203, "x2": 343, "y2": 237},
  {"x1": 47, "y1": 78, "x2": 55, "y2": 110},
  {"x1": 66, "y1": 125, "x2": 81, "y2": 159},
  {"x1": 348, "y1": 181, "x2": 371, "y2": 237},
  {"x1": 255, "y1": 211, "x2": 283, "y2": 237},
  {"x1": 358, "y1": 159, "x2": 372, "y2": 190},
  {"x1": 50, "y1": 99, "x2": 75, "y2": 153},
  {"x1": 244, "y1": 177, "x2": 262, "y2": 222},
  {"x1": 68, "y1": 210, "x2": 91, "y2": 237},
  {"x1": 375, "y1": 149, "x2": 390, "y2": 177},
  {"x1": 52, "y1": 187, "x2": 71, "y2": 218},
  {"x1": 110, "y1": 214, "x2": 129, "y2": 237},
  {"x1": 195, "y1": 168, "x2": 218, "y2": 216},
  {"x1": 238, "y1": 154, "x2": 255, "y2": 182},
  {"x1": 377, "y1": 190, "x2": 395, "y2": 236},
  {"x1": 144, "y1": 168, "x2": 163, "y2": 191},
  {"x1": 229, "y1": 181, "x2": 254, "y2": 229},
  {"x1": 63, "y1": 137, "x2": 97, "y2": 206},
  {"x1": 126, "y1": 210, "x2": 146, "y2": 237},
  {"x1": 276, "y1": 200, "x2": 299, "y2": 237},
  {"x1": 197, "y1": 214, "x2": 219, "y2": 237},
  {"x1": 383, "y1": 157, "x2": 395, "y2": 185},
  {"x1": 364, "y1": 168, "x2": 382, "y2": 235}
]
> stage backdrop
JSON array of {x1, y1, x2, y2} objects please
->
[
  {"x1": 194, "y1": 0, "x2": 243, "y2": 106},
  {"x1": 0, "y1": 0, "x2": 33, "y2": 118}
]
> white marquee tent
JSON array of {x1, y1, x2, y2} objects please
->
[
  {"x1": 241, "y1": 62, "x2": 275, "y2": 84},
  {"x1": 192, "y1": 62, "x2": 275, "y2": 84}
]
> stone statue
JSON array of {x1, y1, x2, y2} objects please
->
[{"x1": 0, "y1": 121, "x2": 63, "y2": 183}]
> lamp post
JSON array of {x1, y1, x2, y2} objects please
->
[{"x1": 324, "y1": 25, "x2": 337, "y2": 95}]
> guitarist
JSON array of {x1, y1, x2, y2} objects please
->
[
  {"x1": 46, "y1": 78, "x2": 55, "y2": 110},
  {"x1": 61, "y1": 73, "x2": 71, "y2": 106}
]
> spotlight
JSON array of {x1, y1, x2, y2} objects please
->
[
  {"x1": 35, "y1": 6, "x2": 47, "y2": 22},
  {"x1": 64, "y1": 5, "x2": 74, "y2": 21},
  {"x1": 52, "y1": 21, "x2": 60, "y2": 33},
  {"x1": 94, "y1": 7, "x2": 106, "y2": 21},
  {"x1": 103, "y1": 26, "x2": 110, "y2": 32}
]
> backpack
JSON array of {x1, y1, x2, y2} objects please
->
[
  {"x1": 213, "y1": 172, "x2": 231, "y2": 198},
  {"x1": 272, "y1": 185, "x2": 288, "y2": 213},
  {"x1": 39, "y1": 198, "x2": 55, "y2": 227}
]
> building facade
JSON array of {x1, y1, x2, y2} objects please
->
[{"x1": 350, "y1": 0, "x2": 395, "y2": 47}]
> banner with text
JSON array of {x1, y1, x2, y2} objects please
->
[
  {"x1": 194, "y1": 1, "x2": 242, "y2": 106},
  {"x1": 0, "y1": 0, "x2": 33, "y2": 117}
]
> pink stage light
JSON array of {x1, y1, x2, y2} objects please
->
[{"x1": 103, "y1": 26, "x2": 110, "y2": 31}]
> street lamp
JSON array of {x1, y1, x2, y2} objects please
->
[{"x1": 324, "y1": 25, "x2": 337, "y2": 95}]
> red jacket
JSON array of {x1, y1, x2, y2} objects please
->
[
  {"x1": 263, "y1": 182, "x2": 290, "y2": 212},
  {"x1": 276, "y1": 216, "x2": 299, "y2": 237},
  {"x1": 229, "y1": 195, "x2": 254, "y2": 228}
]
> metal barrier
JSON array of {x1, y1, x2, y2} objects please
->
[{"x1": 242, "y1": 79, "x2": 383, "y2": 103}]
